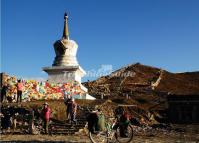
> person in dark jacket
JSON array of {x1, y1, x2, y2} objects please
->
[
  {"x1": 1, "y1": 83, "x2": 8, "y2": 102},
  {"x1": 87, "y1": 110, "x2": 99, "y2": 133},
  {"x1": 67, "y1": 98, "x2": 77, "y2": 124}
]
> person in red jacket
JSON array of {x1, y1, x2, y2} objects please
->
[{"x1": 42, "y1": 102, "x2": 51, "y2": 134}]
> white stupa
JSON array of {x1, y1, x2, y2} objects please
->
[{"x1": 43, "y1": 13, "x2": 86, "y2": 86}]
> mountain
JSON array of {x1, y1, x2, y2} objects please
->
[
  {"x1": 152, "y1": 70, "x2": 199, "y2": 95},
  {"x1": 83, "y1": 63, "x2": 199, "y2": 111}
]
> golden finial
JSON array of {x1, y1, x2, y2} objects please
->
[{"x1": 62, "y1": 12, "x2": 69, "y2": 40}]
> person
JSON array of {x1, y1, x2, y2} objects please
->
[
  {"x1": 114, "y1": 106, "x2": 130, "y2": 137},
  {"x1": 67, "y1": 98, "x2": 77, "y2": 124},
  {"x1": 86, "y1": 108, "x2": 106, "y2": 133},
  {"x1": 1, "y1": 83, "x2": 8, "y2": 102},
  {"x1": 28, "y1": 108, "x2": 35, "y2": 134},
  {"x1": 65, "y1": 98, "x2": 71, "y2": 121},
  {"x1": 64, "y1": 91, "x2": 70, "y2": 121},
  {"x1": 86, "y1": 109, "x2": 100, "y2": 133},
  {"x1": 16, "y1": 80, "x2": 23, "y2": 103},
  {"x1": 41, "y1": 102, "x2": 51, "y2": 134}
]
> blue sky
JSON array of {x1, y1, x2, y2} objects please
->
[{"x1": 1, "y1": 0, "x2": 199, "y2": 81}]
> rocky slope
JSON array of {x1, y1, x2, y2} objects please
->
[
  {"x1": 83, "y1": 63, "x2": 199, "y2": 111},
  {"x1": 152, "y1": 70, "x2": 199, "y2": 95}
]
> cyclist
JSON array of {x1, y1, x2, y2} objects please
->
[
  {"x1": 88, "y1": 107, "x2": 134, "y2": 143},
  {"x1": 113, "y1": 106, "x2": 130, "y2": 137}
]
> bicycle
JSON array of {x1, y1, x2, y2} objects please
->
[{"x1": 89, "y1": 117, "x2": 133, "y2": 143}]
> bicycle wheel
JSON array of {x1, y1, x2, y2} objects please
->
[
  {"x1": 115, "y1": 125, "x2": 133, "y2": 143},
  {"x1": 89, "y1": 131, "x2": 108, "y2": 143}
]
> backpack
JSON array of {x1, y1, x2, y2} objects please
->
[
  {"x1": 87, "y1": 112, "x2": 99, "y2": 133},
  {"x1": 97, "y1": 113, "x2": 105, "y2": 131}
]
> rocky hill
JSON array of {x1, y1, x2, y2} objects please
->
[
  {"x1": 152, "y1": 70, "x2": 199, "y2": 95},
  {"x1": 83, "y1": 63, "x2": 199, "y2": 111}
]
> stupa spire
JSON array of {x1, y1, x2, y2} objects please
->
[{"x1": 62, "y1": 12, "x2": 69, "y2": 40}]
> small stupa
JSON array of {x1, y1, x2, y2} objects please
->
[{"x1": 43, "y1": 13, "x2": 86, "y2": 85}]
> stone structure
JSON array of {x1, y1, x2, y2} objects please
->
[{"x1": 43, "y1": 13, "x2": 86, "y2": 84}]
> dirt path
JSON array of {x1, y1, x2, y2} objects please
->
[{"x1": 1, "y1": 134, "x2": 199, "y2": 143}]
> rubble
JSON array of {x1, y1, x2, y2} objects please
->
[{"x1": 1, "y1": 100, "x2": 199, "y2": 142}]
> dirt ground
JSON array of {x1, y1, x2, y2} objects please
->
[
  {"x1": 1, "y1": 133, "x2": 199, "y2": 143},
  {"x1": 1, "y1": 101, "x2": 199, "y2": 142}
]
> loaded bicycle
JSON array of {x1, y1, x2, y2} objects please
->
[{"x1": 87, "y1": 107, "x2": 134, "y2": 143}]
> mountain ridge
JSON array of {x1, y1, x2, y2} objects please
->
[{"x1": 83, "y1": 63, "x2": 199, "y2": 110}]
